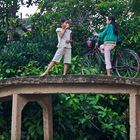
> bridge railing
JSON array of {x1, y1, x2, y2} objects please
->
[{"x1": 0, "y1": 75, "x2": 140, "y2": 140}]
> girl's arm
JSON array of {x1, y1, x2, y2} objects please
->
[
  {"x1": 58, "y1": 24, "x2": 70, "y2": 38},
  {"x1": 98, "y1": 25, "x2": 109, "y2": 38},
  {"x1": 70, "y1": 34, "x2": 72, "y2": 43},
  {"x1": 58, "y1": 29, "x2": 67, "y2": 38},
  {"x1": 94, "y1": 25, "x2": 109, "y2": 38},
  {"x1": 66, "y1": 32, "x2": 72, "y2": 44}
]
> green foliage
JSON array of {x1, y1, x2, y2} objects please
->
[
  {"x1": 0, "y1": 101, "x2": 11, "y2": 140},
  {"x1": 130, "y1": 0, "x2": 140, "y2": 15},
  {"x1": 21, "y1": 102, "x2": 43, "y2": 140},
  {"x1": 0, "y1": 132, "x2": 11, "y2": 140},
  {"x1": 53, "y1": 94, "x2": 129, "y2": 140}
]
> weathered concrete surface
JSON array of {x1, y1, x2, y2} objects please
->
[
  {"x1": 129, "y1": 93, "x2": 140, "y2": 140},
  {"x1": 0, "y1": 75, "x2": 140, "y2": 86},
  {"x1": 0, "y1": 75, "x2": 139, "y2": 140},
  {"x1": 11, "y1": 94, "x2": 53, "y2": 140},
  {"x1": 0, "y1": 75, "x2": 139, "y2": 98}
]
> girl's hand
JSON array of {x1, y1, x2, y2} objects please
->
[
  {"x1": 66, "y1": 40, "x2": 71, "y2": 44},
  {"x1": 94, "y1": 32, "x2": 98, "y2": 36},
  {"x1": 65, "y1": 23, "x2": 70, "y2": 29},
  {"x1": 66, "y1": 39, "x2": 72, "y2": 43}
]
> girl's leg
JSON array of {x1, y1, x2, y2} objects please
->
[
  {"x1": 106, "y1": 69, "x2": 111, "y2": 76},
  {"x1": 63, "y1": 63, "x2": 69, "y2": 75},
  {"x1": 104, "y1": 45, "x2": 114, "y2": 76},
  {"x1": 41, "y1": 48, "x2": 64, "y2": 76},
  {"x1": 63, "y1": 48, "x2": 71, "y2": 75},
  {"x1": 99, "y1": 44, "x2": 104, "y2": 53},
  {"x1": 41, "y1": 61, "x2": 56, "y2": 76}
]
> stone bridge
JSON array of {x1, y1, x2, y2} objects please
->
[{"x1": 0, "y1": 75, "x2": 140, "y2": 140}]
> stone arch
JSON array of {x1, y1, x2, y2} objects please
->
[
  {"x1": 11, "y1": 94, "x2": 53, "y2": 140},
  {"x1": 21, "y1": 101, "x2": 43, "y2": 139}
]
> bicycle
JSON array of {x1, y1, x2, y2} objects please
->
[{"x1": 82, "y1": 37, "x2": 140, "y2": 78}]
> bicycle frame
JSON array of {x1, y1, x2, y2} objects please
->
[
  {"x1": 86, "y1": 43, "x2": 123, "y2": 70},
  {"x1": 83, "y1": 37, "x2": 140, "y2": 77}
]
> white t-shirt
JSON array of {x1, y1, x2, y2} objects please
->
[{"x1": 56, "y1": 28, "x2": 72, "y2": 48}]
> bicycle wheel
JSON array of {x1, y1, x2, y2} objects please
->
[
  {"x1": 82, "y1": 51, "x2": 102, "y2": 74},
  {"x1": 115, "y1": 49, "x2": 140, "y2": 78}
]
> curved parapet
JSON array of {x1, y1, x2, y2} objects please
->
[{"x1": 0, "y1": 75, "x2": 139, "y2": 98}]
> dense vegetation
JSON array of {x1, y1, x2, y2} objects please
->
[{"x1": 0, "y1": 0, "x2": 139, "y2": 139}]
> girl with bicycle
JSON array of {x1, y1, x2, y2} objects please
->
[{"x1": 94, "y1": 16, "x2": 118, "y2": 76}]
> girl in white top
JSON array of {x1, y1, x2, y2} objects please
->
[
  {"x1": 56, "y1": 27, "x2": 72, "y2": 48},
  {"x1": 41, "y1": 18, "x2": 72, "y2": 76}
]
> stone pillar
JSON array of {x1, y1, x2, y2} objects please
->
[
  {"x1": 11, "y1": 94, "x2": 28, "y2": 140},
  {"x1": 38, "y1": 95, "x2": 53, "y2": 140},
  {"x1": 129, "y1": 89, "x2": 140, "y2": 140},
  {"x1": 11, "y1": 94, "x2": 53, "y2": 140}
]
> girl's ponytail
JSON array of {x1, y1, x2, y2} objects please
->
[{"x1": 108, "y1": 16, "x2": 118, "y2": 36}]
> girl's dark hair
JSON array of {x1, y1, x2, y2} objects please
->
[
  {"x1": 61, "y1": 17, "x2": 69, "y2": 24},
  {"x1": 108, "y1": 15, "x2": 118, "y2": 36}
]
